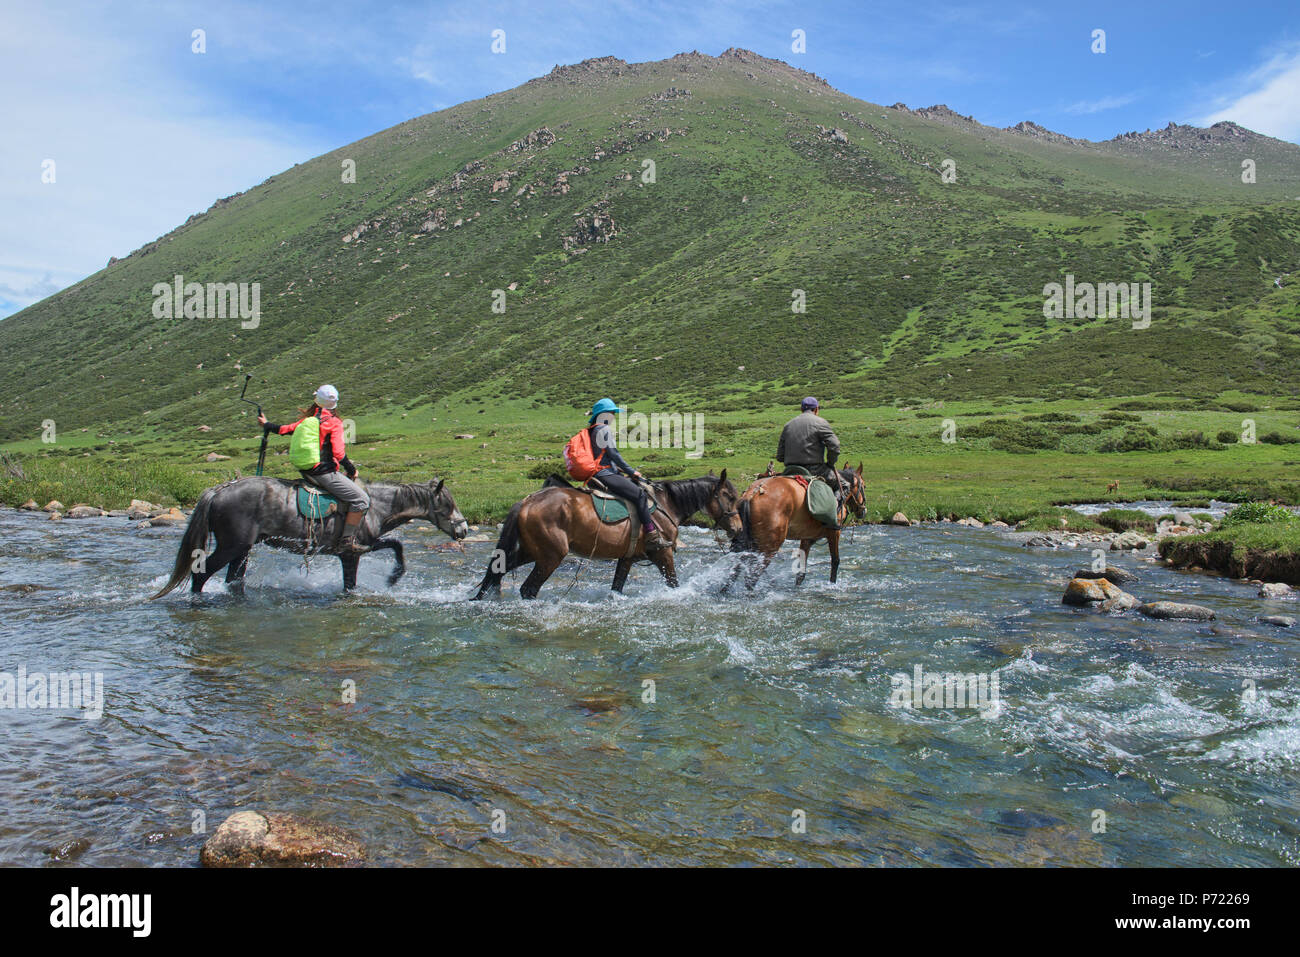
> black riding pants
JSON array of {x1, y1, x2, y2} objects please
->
[{"x1": 593, "y1": 469, "x2": 654, "y2": 526}]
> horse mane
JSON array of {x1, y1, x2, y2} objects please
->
[{"x1": 653, "y1": 475, "x2": 720, "y2": 519}]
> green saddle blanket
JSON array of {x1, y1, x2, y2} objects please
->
[
  {"x1": 589, "y1": 491, "x2": 657, "y2": 524},
  {"x1": 296, "y1": 485, "x2": 340, "y2": 519}
]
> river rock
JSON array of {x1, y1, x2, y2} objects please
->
[
  {"x1": 889, "y1": 512, "x2": 910, "y2": 526},
  {"x1": 1260, "y1": 615, "x2": 1296, "y2": 628},
  {"x1": 1062, "y1": 577, "x2": 1139, "y2": 611},
  {"x1": 149, "y1": 508, "x2": 187, "y2": 526},
  {"x1": 48, "y1": 512, "x2": 62, "y2": 521},
  {"x1": 958, "y1": 517, "x2": 984, "y2": 528},
  {"x1": 1110, "y1": 530, "x2": 1149, "y2": 551},
  {"x1": 1173, "y1": 511, "x2": 1196, "y2": 525},
  {"x1": 19, "y1": 499, "x2": 38, "y2": 510},
  {"x1": 64, "y1": 505, "x2": 106, "y2": 519},
  {"x1": 43, "y1": 500, "x2": 64, "y2": 512},
  {"x1": 1136, "y1": 601, "x2": 1216, "y2": 621},
  {"x1": 199, "y1": 811, "x2": 364, "y2": 867},
  {"x1": 1259, "y1": 582, "x2": 1293, "y2": 599},
  {"x1": 1024, "y1": 535, "x2": 1058, "y2": 548},
  {"x1": 1075, "y1": 566, "x2": 1139, "y2": 585}
]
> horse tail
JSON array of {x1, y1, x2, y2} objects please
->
[
  {"x1": 471, "y1": 500, "x2": 529, "y2": 600},
  {"x1": 149, "y1": 487, "x2": 216, "y2": 599},
  {"x1": 730, "y1": 498, "x2": 754, "y2": 552}
]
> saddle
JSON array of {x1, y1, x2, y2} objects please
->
[
  {"x1": 578, "y1": 479, "x2": 662, "y2": 559},
  {"x1": 294, "y1": 483, "x2": 340, "y2": 520},
  {"x1": 759, "y1": 465, "x2": 840, "y2": 528}
]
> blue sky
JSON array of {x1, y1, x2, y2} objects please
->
[{"x1": 2, "y1": 0, "x2": 1298, "y2": 318}]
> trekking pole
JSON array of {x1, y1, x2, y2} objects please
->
[{"x1": 239, "y1": 373, "x2": 269, "y2": 476}]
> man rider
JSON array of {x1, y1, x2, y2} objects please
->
[{"x1": 776, "y1": 396, "x2": 841, "y2": 483}]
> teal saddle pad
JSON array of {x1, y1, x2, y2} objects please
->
[
  {"x1": 590, "y1": 491, "x2": 656, "y2": 524},
  {"x1": 296, "y1": 485, "x2": 340, "y2": 519}
]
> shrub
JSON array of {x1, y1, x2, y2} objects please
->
[
  {"x1": 1216, "y1": 430, "x2": 1238, "y2": 444},
  {"x1": 1260, "y1": 431, "x2": 1300, "y2": 445},
  {"x1": 1221, "y1": 501, "x2": 1299, "y2": 527}
]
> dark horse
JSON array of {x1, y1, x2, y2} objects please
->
[
  {"x1": 151, "y1": 477, "x2": 468, "y2": 597},
  {"x1": 724, "y1": 465, "x2": 867, "y2": 590},
  {"x1": 472, "y1": 471, "x2": 743, "y2": 600}
]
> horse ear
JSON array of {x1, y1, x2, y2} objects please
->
[
  {"x1": 718, "y1": 468, "x2": 727, "y2": 484},
  {"x1": 856, "y1": 462, "x2": 863, "y2": 475},
  {"x1": 431, "y1": 479, "x2": 444, "y2": 496}
]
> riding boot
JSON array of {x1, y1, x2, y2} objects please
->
[
  {"x1": 643, "y1": 524, "x2": 670, "y2": 553},
  {"x1": 338, "y1": 510, "x2": 367, "y2": 554}
]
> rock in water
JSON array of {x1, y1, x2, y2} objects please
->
[
  {"x1": 1260, "y1": 615, "x2": 1296, "y2": 628},
  {"x1": 64, "y1": 505, "x2": 106, "y2": 519},
  {"x1": 1062, "y1": 577, "x2": 1139, "y2": 611},
  {"x1": 1110, "y1": 530, "x2": 1149, "y2": 551},
  {"x1": 1136, "y1": 601, "x2": 1216, "y2": 621},
  {"x1": 1075, "y1": 566, "x2": 1138, "y2": 585},
  {"x1": 200, "y1": 811, "x2": 364, "y2": 867},
  {"x1": 1259, "y1": 582, "x2": 1293, "y2": 599},
  {"x1": 889, "y1": 512, "x2": 910, "y2": 526}
]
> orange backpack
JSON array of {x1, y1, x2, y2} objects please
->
[{"x1": 563, "y1": 427, "x2": 603, "y2": 480}]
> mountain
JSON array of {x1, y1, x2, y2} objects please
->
[{"x1": 2, "y1": 47, "x2": 1299, "y2": 445}]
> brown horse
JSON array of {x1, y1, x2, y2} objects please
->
[
  {"x1": 724, "y1": 464, "x2": 867, "y2": 590},
  {"x1": 471, "y1": 471, "x2": 743, "y2": 599}
]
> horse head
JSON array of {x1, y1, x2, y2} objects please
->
[
  {"x1": 840, "y1": 463, "x2": 867, "y2": 521},
  {"x1": 706, "y1": 469, "x2": 744, "y2": 538},
  {"x1": 426, "y1": 478, "x2": 469, "y2": 540}
]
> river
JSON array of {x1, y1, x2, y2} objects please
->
[{"x1": 2, "y1": 509, "x2": 1297, "y2": 866}]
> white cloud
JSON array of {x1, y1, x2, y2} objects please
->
[
  {"x1": 1198, "y1": 47, "x2": 1300, "y2": 142},
  {"x1": 1063, "y1": 92, "x2": 1140, "y2": 115},
  {"x1": 0, "y1": 3, "x2": 330, "y2": 319}
]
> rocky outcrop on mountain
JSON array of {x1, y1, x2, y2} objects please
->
[
  {"x1": 1005, "y1": 120, "x2": 1087, "y2": 147},
  {"x1": 537, "y1": 56, "x2": 635, "y2": 86},
  {"x1": 644, "y1": 87, "x2": 691, "y2": 102},
  {"x1": 1108, "y1": 120, "x2": 1260, "y2": 153},
  {"x1": 563, "y1": 201, "x2": 618, "y2": 253},
  {"x1": 506, "y1": 127, "x2": 556, "y2": 153},
  {"x1": 889, "y1": 103, "x2": 977, "y2": 125}
]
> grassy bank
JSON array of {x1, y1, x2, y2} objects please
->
[
  {"x1": 5, "y1": 395, "x2": 1298, "y2": 525},
  {"x1": 1159, "y1": 504, "x2": 1300, "y2": 583}
]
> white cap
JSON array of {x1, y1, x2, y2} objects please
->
[{"x1": 315, "y1": 384, "x2": 339, "y2": 409}]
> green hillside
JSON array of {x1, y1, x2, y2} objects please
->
[{"x1": 2, "y1": 49, "x2": 1299, "y2": 520}]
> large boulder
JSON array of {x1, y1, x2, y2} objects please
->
[
  {"x1": 1110, "y1": 530, "x2": 1149, "y2": 551},
  {"x1": 1062, "y1": 577, "x2": 1139, "y2": 611},
  {"x1": 64, "y1": 505, "x2": 106, "y2": 519},
  {"x1": 199, "y1": 811, "x2": 364, "y2": 868},
  {"x1": 19, "y1": 499, "x2": 38, "y2": 510},
  {"x1": 1136, "y1": 601, "x2": 1216, "y2": 621},
  {"x1": 1259, "y1": 582, "x2": 1293, "y2": 599},
  {"x1": 889, "y1": 512, "x2": 910, "y2": 526},
  {"x1": 42, "y1": 500, "x2": 64, "y2": 512},
  {"x1": 1075, "y1": 566, "x2": 1139, "y2": 585}
]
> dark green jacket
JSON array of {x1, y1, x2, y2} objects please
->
[{"x1": 777, "y1": 411, "x2": 840, "y2": 469}]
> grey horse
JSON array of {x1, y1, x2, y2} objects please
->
[{"x1": 150, "y1": 477, "x2": 468, "y2": 597}]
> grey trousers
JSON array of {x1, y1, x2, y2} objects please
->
[{"x1": 304, "y1": 470, "x2": 370, "y2": 512}]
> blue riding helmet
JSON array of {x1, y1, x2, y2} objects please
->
[{"x1": 588, "y1": 397, "x2": 626, "y2": 423}]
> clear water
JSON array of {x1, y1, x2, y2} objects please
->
[{"x1": 2, "y1": 510, "x2": 1298, "y2": 866}]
